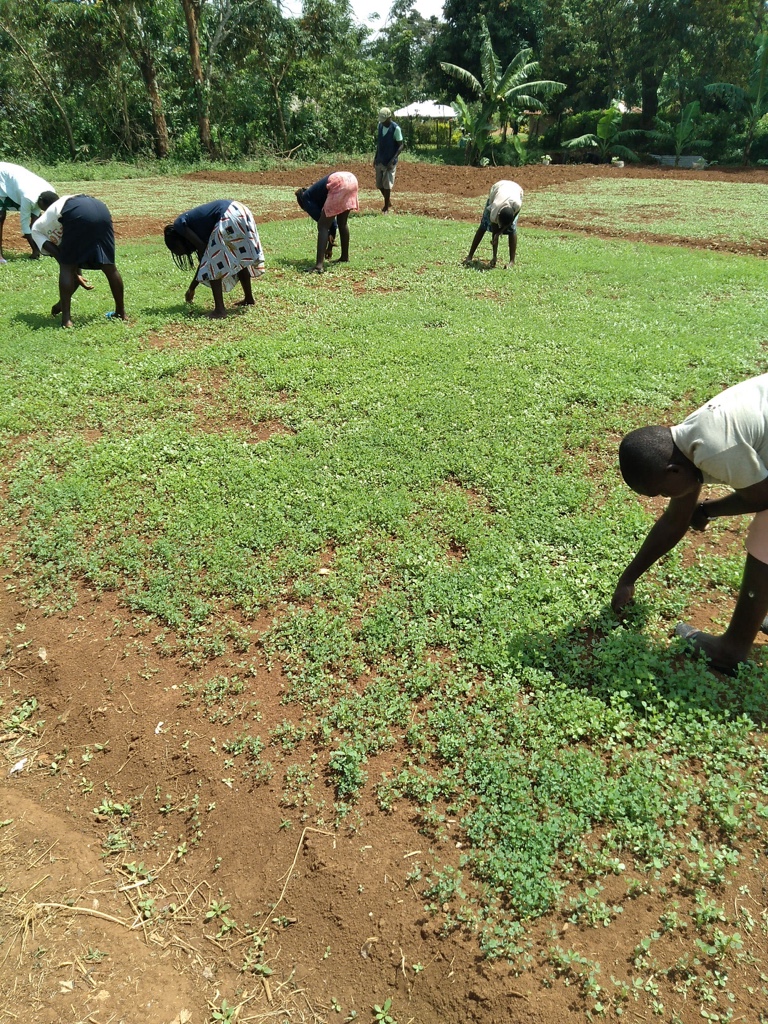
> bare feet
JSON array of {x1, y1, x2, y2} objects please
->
[
  {"x1": 61, "y1": 319, "x2": 74, "y2": 329},
  {"x1": 307, "y1": 266, "x2": 324, "y2": 274},
  {"x1": 234, "y1": 298, "x2": 255, "y2": 306},
  {"x1": 206, "y1": 309, "x2": 227, "y2": 319}
]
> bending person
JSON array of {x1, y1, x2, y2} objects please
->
[
  {"x1": 464, "y1": 179, "x2": 523, "y2": 269},
  {"x1": 295, "y1": 172, "x2": 358, "y2": 273},
  {"x1": 0, "y1": 161, "x2": 57, "y2": 261},
  {"x1": 613, "y1": 374, "x2": 768, "y2": 674},
  {"x1": 164, "y1": 200, "x2": 265, "y2": 319},
  {"x1": 32, "y1": 193, "x2": 125, "y2": 328}
]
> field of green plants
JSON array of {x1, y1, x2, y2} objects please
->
[{"x1": 2, "y1": 172, "x2": 768, "y2": 1020}]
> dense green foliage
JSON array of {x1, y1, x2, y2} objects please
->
[
  {"x1": 0, "y1": 0, "x2": 765, "y2": 163},
  {"x1": 2, "y1": 172, "x2": 768, "y2": 1018}
]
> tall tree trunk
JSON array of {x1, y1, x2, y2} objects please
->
[
  {"x1": 179, "y1": 0, "x2": 213, "y2": 156},
  {"x1": 640, "y1": 68, "x2": 662, "y2": 129},
  {"x1": 139, "y1": 54, "x2": 170, "y2": 158},
  {"x1": 0, "y1": 22, "x2": 77, "y2": 158}
]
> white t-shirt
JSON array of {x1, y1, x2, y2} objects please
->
[
  {"x1": 487, "y1": 180, "x2": 523, "y2": 226},
  {"x1": 0, "y1": 162, "x2": 55, "y2": 235},
  {"x1": 31, "y1": 196, "x2": 73, "y2": 253},
  {"x1": 671, "y1": 374, "x2": 768, "y2": 490}
]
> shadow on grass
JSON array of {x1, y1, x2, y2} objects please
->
[
  {"x1": 506, "y1": 601, "x2": 768, "y2": 724},
  {"x1": 462, "y1": 259, "x2": 502, "y2": 272}
]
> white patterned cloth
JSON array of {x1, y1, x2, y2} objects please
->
[{"x1": 197, "y1": 201, "x2": 265, "y2": 292}]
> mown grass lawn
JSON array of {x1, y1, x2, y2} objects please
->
[
  {"x1": 2, "y1": 177, "x2": 768, "y2": 1017},
  {"x1": 525, "y1": 176, "x2": 768, "y2": 244}
]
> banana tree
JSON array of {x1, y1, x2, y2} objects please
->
[
  {"x1": 563, "y1": 104, "x2": 642, "y2": 162},
  {"x1": 706, "y1": 33, "x2": 768, "y2": 164},
  {"x1": 440, "y1": 15, "x2": 564, "y2": 166},
  {"x1": 648, "y1": 101, "x2": 710, "y2": 167}
]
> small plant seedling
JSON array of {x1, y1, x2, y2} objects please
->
[
  {"x1": 206, "y1": 900, "x2": 231, "y2": 920},
  {"x1": 210, "y1": 999, "x2": 237, "y2": 1023},
  {"x1": 372, "y1": 998, "x2": 397, "y2": 1023}
]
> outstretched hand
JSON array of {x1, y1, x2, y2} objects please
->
[
  {"x1": 689, "y1": 503, "x2": 710, "y2": 532},
  {"x1": 611, "y1": 581, "x2": 635, "y2": 615}
]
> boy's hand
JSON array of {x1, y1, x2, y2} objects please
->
[
  {"x1": 689, "y1": 502, "x2": 710, "y2": 532},
  {"x1": 611, "y1": 581, "x2": 635, "y2": 613}
]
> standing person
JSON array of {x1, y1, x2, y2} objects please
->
[
  {"x1": 32, "y1": 192, "x2": 125, "y2": 328},
  {"x1": 163, "y1": 199, "x2": 265, "y2": 319},
  {"x1": 463, "y1": 179, "x2": 524, "y2": 269},
  {"x1": 373, "y1": 108, "x2": 404, "y2": 214},
  {"x1": 0, "y1": 161, "x2": 56, "y2": 262},
  {"x1": 612, "y1": 373, "x2": 768, "y2": 674},
  {"x1": 295, "y1": 172, "x2": 358, "y2": 274}
]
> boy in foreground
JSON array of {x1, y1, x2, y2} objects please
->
[
  {"x1": 613, "y1": 373, "x2": 768, "y2": 673},
  {"x1": 463, "y1": 179, "x2": 523, "y2": 269}
]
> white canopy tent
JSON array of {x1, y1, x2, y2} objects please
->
[
  {"x1": 394, "y1": 101, "x2": 457, "y2": 119},
  {"x1": 393, "y1": 101, "x2": 457, "y2": 147}
]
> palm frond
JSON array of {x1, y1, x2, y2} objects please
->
[
  {"x1": 495, "y1": 50, "x2": 535, "y2": 93},
  {"x1": 610, "y1": 144, "x2": 639, "y2": 162},
  {"x1": 479, "y1": 16, "x2": 501, "y2": 92},
  {"x1": 440, "y1": 62, "x2": 483, "y2": 96},
  {"x1": 563, "y1": 133, "x2": 598, "y2": 149}
]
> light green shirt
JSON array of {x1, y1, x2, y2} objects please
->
[{"x1": 671, "y1": 374, "x2": 768, "y2": 490}]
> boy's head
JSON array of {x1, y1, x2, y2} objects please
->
[
  {"x1": 619, "y1": 426, "x2": 701, "y2": 498},
  {"x1": 496, "y1": 206, "x2": 517, "y2": 231},
  {"x1": 37, "y1": 191, "x2": 59, "y2": 211}
]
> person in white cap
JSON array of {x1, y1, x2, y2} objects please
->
[
  {"x1": 0, "y1": 161, "x2": 57, "y2": 262},
  {"x1": 373, "y1": 108, "x2": 404, "y2": 214}
]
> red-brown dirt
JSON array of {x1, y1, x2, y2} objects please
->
[{"x1": 2, "y1": 163, "x2": 767, "y2": 1024}]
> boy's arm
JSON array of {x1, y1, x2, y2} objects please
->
[
  {"x1": 506, "y1": 231, "x2": 517, "y2": 267},
  {"x1": 700, "y1": 477, "x2": 768, "y2": 519},
  {"x1": 489, "y1": 229, "x2": 500, "y2": 267},
  {"x1": 464, "y1": 225, "x2": 486, "y2": 263},
  {"x1": 612, "y1": 488, "x2": 701, "y2": 612}
]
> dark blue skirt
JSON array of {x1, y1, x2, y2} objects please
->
[{"x1": 59, "y1": 195, "x2": 116, "y2": 267}]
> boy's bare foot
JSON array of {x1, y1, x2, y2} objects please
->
[
  {"x1": 206, "y1": 309, "x2": 227, "y2": 319},
  {"x1": 234, "y1": 298, "x2": 255, "y2": 306},
  {"x1": 62, "y1": 319, "x2": 74, "y2": 329}
]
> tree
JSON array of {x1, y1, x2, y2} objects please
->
[
  {"x1": 648, "y1": 100, "x2": 710, "y2": 166},
  {"x1": 440, "y1": 15, "x2": 563, "y2": 164},
  {"x1": 372, "y1": 0, "x2": 440, "y2": 106},
  {"x1": 563, "y1": 104, "x2": 643, "y2": 162},
  {"x1": 106, "y1": 0, "x2": 171, "y2": 159},
  {"x1": 706, "y1": 33, "x2": 768, "y2": 163}
]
